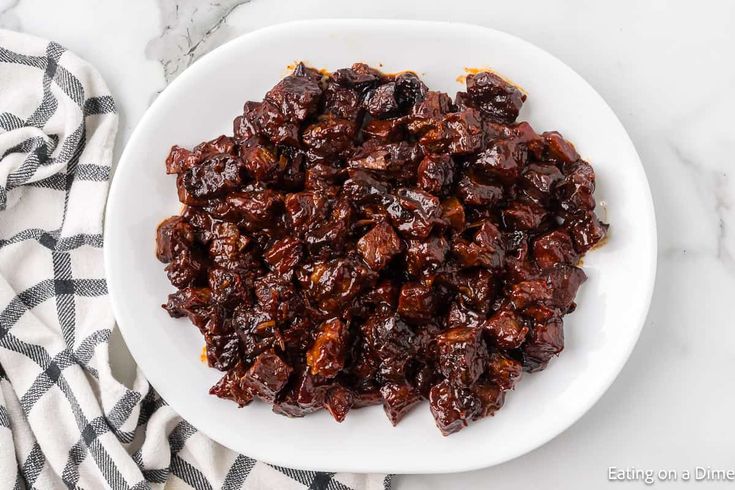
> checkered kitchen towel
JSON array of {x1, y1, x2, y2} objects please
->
[{"x1": 0, "y1": 29, "x2": 390, "y2": 490}]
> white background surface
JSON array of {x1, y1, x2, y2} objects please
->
[{"x1": 2, "y1": 0, "x2": 734, "y2": 488}]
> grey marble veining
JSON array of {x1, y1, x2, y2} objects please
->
[
  {"x1": 0, "y1": 0, "x2": 21, "y2": 30},
  {"x1": 146, "y1": 0, "x2": 252, "y2": 83}
]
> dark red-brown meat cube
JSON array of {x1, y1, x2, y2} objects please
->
[
  {"x1": 299, "y1": 259, "x2": 377, "y2": 314},
  {"x1": 180, "y1": 154, "x2": 242, "y2": 199},
  {"x1": 165, "y1": 145, "x2": 199, "y2": 174},
  {"x1": 324, "y1": 386, "x2": 355, "y2": 422},
  {"x1": 533, "y1": 229, "x2": 578, "y2": 269},
  {"x1": 508, "y1": 279, "x2": 553, "y2": 309},
  {"x1": 483, "y1": 309, "x2": 529, "y2": 350},
  {"x1": 451, "y1": 221, "x2": 504, "y2": 270},
  {"x1": 204, "y1": 329, "x2": 240, "y2": 371},
  {"x1": 566, "y1": 212, "x2": 608, "y2": 253},
  {"x1": 429, "y1": 380, "x2": 480, "y2": 435},
  {"x1": 381, "y1": 382, "x2": 422, "y2": 425},
  {"x1": 364, "y1": 82, "x2": 399, "y2": 118},
  {"x1": 543, "y1": 131, "x2": 579, "y2": 163},
  {"x1": 435, "y1": 327, "x2": 488, "y2": 386},
  {"x1": 164, "y1": 249, "x2": 205, "y2": 288},
  {"x1": 440, "y1": 197, "x2": 466, "y2": 232},
  {"x1": 284, "y1": 191, "x2": 328, "y2": 235},
  {"x1": 243, "y1": 350, "x2": 293, "y2": 403},
  {"x1": 546, "y1": 264, "x2": 587, "y2": 311},
  {"x1": 522, "y1": 315, "x2": 565, "y2": 372},
  {"x1": 472, "y1": 382, "x2": 506, "y2": 419},
  {"x1": 417, "y1": 153, "x2": 455, "y2": 196},
  {"x1": 226, "y1": 190, "x2": 283, "y2": 231},
  {"x1": 264, "y1": 236, "x2": 303, "y2": 275},
  {"x1": 397, "y1": 282, "x2": 436, "y2": 323},
  {"x1": 456, "y1": 173, "x2": 503, "y2": 206},
  {"x1": 156, "y1": 216, "x2": 194, "y2": 263},
  {"x1": 444, "y1": 108, "x2": 483, "y2": 155},
  {"x1": 501, "y1": 200, "x2": 547, "y2": 231},
  {"x1": 466, "y1": 71, "x2": 526, "y2": 123},
  {"x1": 473, "y1": 139, "x2": 526, "y2": 184},
  {"x1": 306, "y1": 318, "x2": 349, "y2": 378},
  {"x1": 208, "y1": 267, "x2": 247, "y2": 307},
  {"x1": 264, "y1": 74, "x2": 322, "y2": 122},
  {"x1": 520, "y1": 163, "x2": 563, "y2": 202},
  {"x1": 447, "y1": 302, "x2": 483, "y2": 330},
  {"x1": 405, "y1": 234, "x2": 449, "y2": 276},
  {"x1": 557, "y1": 161, "x2": 596, "y2": 212},
  {"x1": 487, "y1": 352, "x2": 523, "y2": 391},
  {"x1": 387, "y1": 188, "x2": 444, "y2": 239},
  {"x1": 239, "y1": 144, "x2": 278, "y2": 183},
  {"x1": 209, "y1": 362, "x2": 254, "y2": 407},
  {"x1": 357, "y1": 222, "x2": 404, "y2": 271},
  {"x1": 302, "y1": 117, "x2": 356, "y2": 159}
]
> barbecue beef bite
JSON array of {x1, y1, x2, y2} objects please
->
[{"x1": 157, "y1": 62, "x2": 607, "y2": 435}]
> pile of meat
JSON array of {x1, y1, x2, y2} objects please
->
[{"x1": 156, "y1": 62, "x2": 607, "y2": 435}]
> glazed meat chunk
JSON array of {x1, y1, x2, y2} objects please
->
[
  {"x1": 357, "y1": 222, "x2": 403, "y2": 271},
  {"x1": 466, "y1": 71, "x2": 526, "y2": 123}
]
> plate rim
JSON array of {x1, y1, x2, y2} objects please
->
[{"x1": 104, "y1": 17, "x2": 658, "y2": 474}]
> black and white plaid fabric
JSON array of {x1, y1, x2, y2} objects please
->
[{"x1": 0, "y1": 29, "x2": 390, "y2": 490}]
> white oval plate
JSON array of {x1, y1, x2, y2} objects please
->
[{"x1": 105, "y1": 19, "x2": 656, "y2": 474}]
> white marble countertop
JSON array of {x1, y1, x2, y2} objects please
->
[{"x1": 3, "y1": 0, "x2": 733, "y2": 488}]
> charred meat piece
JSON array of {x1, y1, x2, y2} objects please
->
[
  {"x1": 429, "y1": 380, "x2": 480, "y2": 435},
  {"x1": 180, "y1": 154, "x2": 242, "y2": 199},
  {"x1": 242, "y1": 349, "x2": 293, "y2": 403},
  {"x1": 298, "y1": 259, "x2": 377, "y2": 314},
  {"x1": 483, "y1": 309, "x2": 529, "y2": 350},
  {"x1": 264, "y1": 73, "x2": 322, "y2": 122},
  {"x1": 264, "y1": 236, "x2": 303, "y2": 275},
  {"x1": 306, "y1": 318, "x2": 349, "y2": 378},
  {"x1": 466, "y1": 71, "x2": 526, "y2": 123},
  {"x1": 405, "y1": 234, "x2": 449, "y2": 277},
  {"x1": 435, "y1": 327, "x2": 488, "y2": 387},
  {"x1": 487, "y1": 352, "x2": 523, "y2": 391},
  {"x1": 522, "y1": 315, "x2": 565, "y2": 372},
  {"x1": 381, "y1": 382, "x2": 422, "y2": 425},
  {"x1": 386, "y1": 188, "x2": 445, "y2": 239},
  {"x1": 324, "y1": 385, "x2": 355, "y2": 422},
  {"x1": 302, "y1": 117, "x2": 356, "y2": 160},
  {"x1": 533, "y1": 229, "x2": 578, "y2": 269},
  {"x1": 397, "y1": 282, "x2": 436, "y2": 323},
  {"x1": 417, "y1": 153, "x2": 455, "y2": 196},
  {"x1": 156, "y1": 216, "x2": 194, "y2": 263},
  {"x1": 357, "y1": 222, "x2": 404, "y2": 272},
  {"x1": 473, "y1": 382, "x2": 506, "y2": 419}
]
